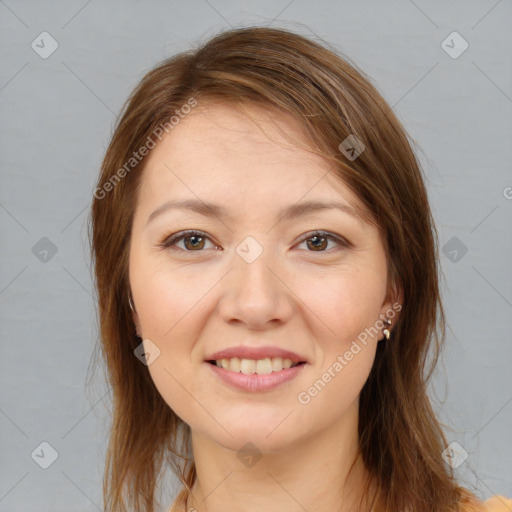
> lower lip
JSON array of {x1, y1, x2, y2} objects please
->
[{"x1": 206, "y1": 362, "x2": 308, "y2": 392}]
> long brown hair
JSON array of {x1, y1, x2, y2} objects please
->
[{"x1": 89, "y1": 26, "x2": 484, "y2": 512}]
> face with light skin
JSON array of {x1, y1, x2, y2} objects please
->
[{"x1": 129, "y1": 102, "x2": 399, "y2": 510}]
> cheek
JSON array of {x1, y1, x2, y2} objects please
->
[
  {"x1": 298, "y1": 264, "x2": 386, "y2": 346},
  {"x1": 130, "y1": 259, "x2": 216, "y2": 419},
  {"x1": 294, "y1": 342, "x2": 376, "y2": 437},
  {"x1": 131, "y1": 254, "x2": 213, "y2": 340},
  {"x1": 296, "y1": 276, "x2": 379, "y2": 421},
  {"x1": 139, "y1": 305, "x2": 208, "y2": 426},
  {"x1": 144, "y1": 351, "x2": 194, "y2": 421},
  {"x1": 296, "y1": 267, "x2": 383, "y2": 410}
]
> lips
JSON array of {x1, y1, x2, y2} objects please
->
[{"x1": 205, "y1": 345, "x2": 308, "y2": 364}]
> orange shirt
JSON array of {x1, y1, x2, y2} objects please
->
[{"x1": 482, "y1": 495, "x2": 512, "y2": 511}]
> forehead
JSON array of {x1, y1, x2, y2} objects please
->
[
  {"x1": 136, "y1": 102, "x2": 368, "y2": 221},
  {"x1": 143, "y1": 101, "x2": 320, "y2": 175}
]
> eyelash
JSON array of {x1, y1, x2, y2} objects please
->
[{"x1": 158, "y1": 229, "x2": 350, "y2": 253}]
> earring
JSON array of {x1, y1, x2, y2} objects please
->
[{"x1": 382, "y1": 318, "x2": 391, "y2": 340}]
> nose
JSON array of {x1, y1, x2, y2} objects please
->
[{"x1": 218, "y1": 247, "x2": 294, "y2": 330}]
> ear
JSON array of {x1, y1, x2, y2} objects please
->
[
  {"x1": 132, "y1": 309, "x2": 142, "y2": 338},
  {"x1": 129, "y1": 294, "x2": 143, "y2": 338},
  {"x1": 380, "y1": 278, "x2": 404, "y2": 324}
]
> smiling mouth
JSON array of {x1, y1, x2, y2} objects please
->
[{"x1": 207, "y1": 357, "x2": 306, "y2": 374}]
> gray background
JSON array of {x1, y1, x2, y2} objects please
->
[{"x1": 1, "y1": 1, "x2": 511, "y2": 511}]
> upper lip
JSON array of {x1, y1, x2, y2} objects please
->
[{"x1": 206, "y1": 345, "x2": 308, "y2": 364}]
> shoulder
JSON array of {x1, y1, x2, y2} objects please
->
[
  {"x1": 481, "y1": 496, "x2": 512, "y2": 512},
  {"x1": 460, "y1": 494, "x2": 512, "y2": 512}
]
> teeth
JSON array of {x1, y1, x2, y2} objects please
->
[
  {"x1": 256, "y1": 358, "x2": 272, "y2": 374},
  {"x1": 214, "y1": 357, "x2": 299, "y2": 374},
  {"x1": 271, "y1": 357, "x2": 283, "y2": 371},
  {"x1": 240, "y1": 358, "x2": 256, "y2": 374}
]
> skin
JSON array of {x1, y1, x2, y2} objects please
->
[{"x1": 129, "y1": 102, "x2": 400, "y2": 512}]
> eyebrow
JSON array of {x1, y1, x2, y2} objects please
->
[{"x1": 146, "y1": 198, "x2": 365, "y2": 226}]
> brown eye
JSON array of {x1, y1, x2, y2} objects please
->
[
  {"x1": 160, "y1": 230, "x2": 217, "y2": 252},
  {"x1": 306, "y1": 235, "x2": 328, "y2": 251},
  {"x1": 296, "y1": 231, "x2": 348, "y2": 252},
  {"x1": 183, "y1": 234, "x2": 205, "y2": 250}
]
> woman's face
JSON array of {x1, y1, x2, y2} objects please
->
[{"x1": 129, "y1": 102, "x2": 397, "y2": 453}]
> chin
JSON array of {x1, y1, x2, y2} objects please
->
[
  {"x1": 222, "y1": 430, "x2": 298, "y2": 455},
  {"x1": 194, "y1": 419, "x2": 301, "y2": 453}
]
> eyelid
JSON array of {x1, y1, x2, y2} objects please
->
[
  {"x1": 159, "y1": 229, "x2": 350, "y2": 252},
  {"x1": 295, "y1": 230, "x2": 350, "y2": 249},
  {"x1": 159, "y1": 229, "x2": 218, "y2": 250}
]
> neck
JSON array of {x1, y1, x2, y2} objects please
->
[{"x1": 182, "y1": 400, "x2": 376, "y2": 512}]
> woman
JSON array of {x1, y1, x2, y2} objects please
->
[{"x1": 89, "y1": 27, "x2": 511, "y2": 512}]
